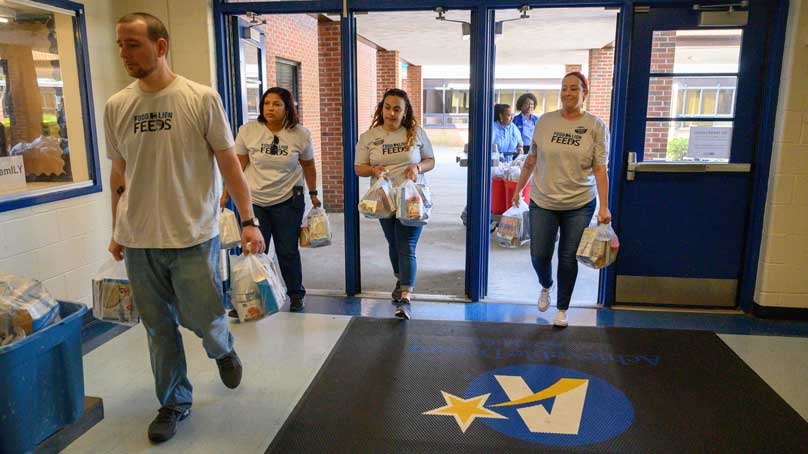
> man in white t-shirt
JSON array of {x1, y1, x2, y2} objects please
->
[{"x1": 104, "y1": 12, "x2": 264, "y2": 443}]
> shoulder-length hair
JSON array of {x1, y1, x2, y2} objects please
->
[
  {"x1": 370, "y1": 88, "x2": 418, "y2": 149},
  {"x1": 494, "y1": 104, "x2": 511, "y2": 124},
  {"x1": 257, "y1": 87, "x2": 299, "y2": 129}
]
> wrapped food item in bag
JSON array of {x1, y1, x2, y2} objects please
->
[
  {"x1": 92, "y1": 260, "x2": 138, "y2": 325},
  {"x1": 397, "y1": 179, "x2": 433, "y2": 226},
  {"x1": 307, "y1": 207, "x2": 332, "y2": 247},
  {"x1": 495, "y1": 200, "x2": 530, "y2": 248},
  {"x1": 299, "y1": 213, "x2": 311, "y2": 247},
  {"x1": 219, "y1": 208, "x2": 241, "y2": 249},
  {"x1": 0, "y1": 274, "x2": 61, "y2": 346},
  {"x1": 229, "y1": 249, "x2": 286, "y2": 322},
  {"x1": 359, "y1": 177, "x2": 396, "y2": 219},
  {"x1": 576, "y1": 223, "x2": 620, "y2": 269}
]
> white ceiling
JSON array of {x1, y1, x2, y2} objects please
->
[{"x1": 354, "y1": 7, "x2": 619, "y2": 67}]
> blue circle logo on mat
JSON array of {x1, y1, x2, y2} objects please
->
[{"x1": 461, "y1": 364, "x2": 633, "y2": 446}]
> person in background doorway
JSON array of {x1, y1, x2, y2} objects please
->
[
  {"x1": 221, "y1": 87, "x2": 319, "y2": 313},
  {"x1": 492, "y1": 103, "x2": 523, "y2": 162},
  {"x1": 354, "y1": 88, "x2": 435, "y2": 320},
  {"x1": 511, "y1": 71, "x2": 611, "y2": 327},
  {"x1": 513, "y1": 93, "x2": 539, "y2": 153},
  {"x1": 105, "y1": 12, "x2": 264, "y2": 443}
]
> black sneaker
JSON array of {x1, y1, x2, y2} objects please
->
[
  {"x1": 391, "y1": 281, "x2": 402, "y2": 302},
  {"x1": 227, "y1": 309, "x2": 239, "y2": 319},
  {"x1": 395, "y1": 299, "x2": 411, "y2": 320},
  {"x1": 216, "y1": 350, "x2": 242, "y2": 389},
  {"x1": 147, "y1": 407, "x2": 191, "y2": 443},
  {"x1": 290, "y1": 297, "x2": 305, "y2": 312}
]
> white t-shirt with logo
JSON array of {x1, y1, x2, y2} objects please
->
[
  {"x1": 529, "y1": 110, "x2": 609, "y2": 210},
  {"x1": 234, "y1": 121, "x2": 314, "y2": 207},
  {"x1": 104, "y1": 76, "x2": 235, "y2": 249},
  {"x1": 355, "y1": 125, "x2": 434, "y2": 186}
]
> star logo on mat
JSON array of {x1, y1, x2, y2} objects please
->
[{"x1": 423, "y1": 391, "x2": 507, "y2": 432}]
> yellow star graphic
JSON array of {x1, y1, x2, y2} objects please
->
[{"x1": 423, "y1": 391, "x2": 508, "y2": 433}]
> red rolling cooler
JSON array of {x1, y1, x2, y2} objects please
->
[
  {"x1": 504, "y1": 180, "x2": 530, "y2": 206},
  {"x1": 491, "y1": 178, "x2": 507, "y2": 215}
]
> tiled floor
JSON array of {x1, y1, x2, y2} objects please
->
[{"x1": 67, "y1": 296, "x2": 808, "y2": 453}]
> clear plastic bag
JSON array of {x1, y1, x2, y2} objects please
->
[
  {"x1": 396, "y1": 179, "x2": 433, "y2": 227},
  {"x1": 92, "y1": 260, "x2": 138, "y2": 325},
  {"x1": 229, "y1": 252, "x2": 286, "y2": 322},
  {"x1": 576, "y1": 223, "x2": 620, "y2": 269},
  {"x1": 219, "y1": 208, "x2": 241, "y2": 249},
  {"x1": 358, "y1": 177, "x2": 397, "y2": 219},
  {"x1": 495, "y1": 200, "x2": 530, "y2": 248},
  {"x1": 306, "y1": 207, "x2": 332, "y2": 247},
  {"x1": 0, "y1": 274, "x2": 61, "y2": 346}
]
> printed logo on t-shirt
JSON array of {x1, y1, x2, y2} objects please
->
[
  {"x1": 259, "y1": 142, "x2": 289, "y2": 156},
  {"x1": 575, "y1": 126, "x2": 588, "y2": 134},
  {"x1": 133, "y1": 112, "x2": 173, "y2": 133},
  {"x1": 372, "y1": 138, "x2": 384, "y2": 146},
  {"x1": 382, "y1": 142, "x2": 408, "y2": 155},
  {"x1": 550, "y1": 132, "x2": 581, "y2": 147}
]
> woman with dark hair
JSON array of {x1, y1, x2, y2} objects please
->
[
  {"x1": 354, "y1": 88, "x2": 435, "y2": 320},
  {"x1": 511, "y1": 71, "x2": 611, "y2": 327},
  {"x1": 492, "y1": 103, "x2": 523, "y2": 162},
  {"x1": 513, "y1": 93, "x2": 539, "y2": 152},
  {"x1": 221, "y1": 87, "x2": 319, "y2": 312}
]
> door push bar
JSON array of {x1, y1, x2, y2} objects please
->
[{"x1": 626, "y1": 151, "x2": 751, "y2": 181}]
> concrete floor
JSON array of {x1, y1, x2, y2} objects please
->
[{"x1": 299, "y1": 146, "x2": 600, "y2": 306}]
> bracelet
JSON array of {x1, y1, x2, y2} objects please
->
[{"x1": 309, "y1": 190, "x2": 318, "y2": 196}]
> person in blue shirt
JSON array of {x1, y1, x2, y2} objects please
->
[
  {"x1": 513, "y1": 93, "x2": 539, "y2": 153},
  {"x1": 492, "y1": 103, "x2": 523, "y2": 162}
]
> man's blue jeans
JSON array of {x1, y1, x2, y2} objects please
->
[
  {"x1": 253, "y1": 188, "x2": 306, "y2": 300},
  {"x1": 124, "y1": 236, "x2": 233, "y2": 411},
  {"x1": 379, "y1": 217, "x2": 423, "y2": 293},
  {"x1": 529, "y1": 198, "x2": 596, "y2": 310}
]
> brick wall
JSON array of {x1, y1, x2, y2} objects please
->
[
  {"x1": 357, "y1": 40, "x2": 377, "y2": 131},
  {"x1": 588, "y1": 45, "x2": 614, "y2": 128},
  {"x1": 317, "y1": 19, "x2": 343, "y2": 211},
  {"x1": 564, "y1": 64, "x2": 582, "y2": 74},
  {"x1": 645, "y1": 31, "x2": 676, "y2": 160},
  {"x1": 262, "y1": 14, "x2": 323, "y2": 188},
  {"x1": 376, "y1": 50, "x2": 400, "y2": 100},
  {"x1": 405, "y1": 64, "x2": 423, "y2": 126}
]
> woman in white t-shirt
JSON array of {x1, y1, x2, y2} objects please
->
[
  {"x1": 511, "y1": 72, "x2": 612, "y2": 327},
  {"x1": 354, "y1": 88, "x2": 435, "y2": 320},
  {"x1": 221, "y1": 87, "x2": 319, "y2": 313}
]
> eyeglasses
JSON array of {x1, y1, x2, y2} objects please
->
[{"x1": 270, "y1": 135, "x2": 279, "y2": 155}]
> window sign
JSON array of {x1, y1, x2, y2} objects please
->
[
  {"x1": 0, "y1": 155, "x2": 25, "y2": 192},
  {"x1": 687, "y1": 126, "x2": 732, "y2": 160}
]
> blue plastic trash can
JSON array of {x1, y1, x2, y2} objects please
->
[{"x1": 0, "y1": 301, "x2": 87, "y2": 454}]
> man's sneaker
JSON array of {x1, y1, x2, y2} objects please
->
[
  {"x1": 148, "y1": 407, "x2": 191, "y2": 443},
  {"x1": 216, "y1": 350, "x2": 242, "y2": 389},
  {"x1": 553, "y1": 310, "x2": 568, "y2": 327},
  {"x1": 537, "y1": 287, "x2": 551, "y2": 312},
  {"x1": 395, "y1": 299, "x2": 411, "y2": 320},
  {"x1": 290, "y1": 297, "x2": 305, "y2": 312}
]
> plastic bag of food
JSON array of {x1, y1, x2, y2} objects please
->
[
  {"x1": 576, "y1": 223, "x2": 620, "y2": 269},
  {"x1": 92, "y1": 260, "x2": 138, "y2": 325},
  {"x1": 495, "y1": 200, "x2": 530, "y2": 248},
  {"x1": 219, "y1": 208, "x2": 241, "y2": 249},
  {"x1": 0, "y1": 274, "x2": 61, "y2": 345},
  {"x1": 306, "y1": 207, "x2": 332, "y2": 247},
  {"x1": 358, "y1": 177, "x2": 396, "y2": 219}
]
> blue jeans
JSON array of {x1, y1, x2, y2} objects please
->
[
  {"x1": 379, "y1": 217, "x2": 423, "y2": 293},
  {"x1": 124, "y1": 237, "x2": 233, "y2": 411},
  {"x1": 253, "y1": 188, "x2": 306, "y2": 300},
  {"x1": 529, "y1": 198, "x2": 597, "y2": 310}
]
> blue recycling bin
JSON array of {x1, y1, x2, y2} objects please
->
[{"x1": 0, "y1": 301, "x2": 87, "y2": 454}]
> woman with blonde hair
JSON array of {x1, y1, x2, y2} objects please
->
[{"x1": 354, "y1": 88, "x2": 435, "y2": 320}]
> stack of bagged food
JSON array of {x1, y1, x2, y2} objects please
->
[{"x1": 0, "y1": 274, "x2": 61, "y2": 346}]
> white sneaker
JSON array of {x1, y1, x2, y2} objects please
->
[
  {"x1": 537, "y1": 288, "x2": 550, "y2": 312},
  {"x1": 553, "y1": 310, "x2": 568, "y2": 327}
]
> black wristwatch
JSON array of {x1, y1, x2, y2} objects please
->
[
  {"x1": 309, "y1": 190, "x2": 319, "y2": 196},
  {"x1": 241, "y1": 217, "x2": 260, "y2": 228}
]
